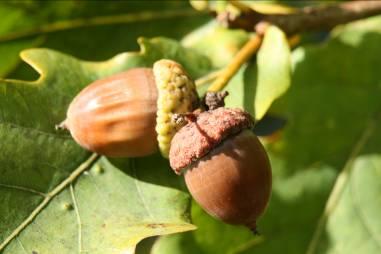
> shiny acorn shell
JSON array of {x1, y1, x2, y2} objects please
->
[{"x1": 64, "y1": 68, "x2": 158, "y2": 157}]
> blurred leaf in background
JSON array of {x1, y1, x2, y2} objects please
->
[
  {"x1": 182, "y1": 20, "x2": 250, "y2": 68},
  {"x1": 0, "y1": 0, "x2": 210, "y2": 79},
  {"x1": 153, "y1": 14, "x2": 381, "y2": 254},
  {"x1": 255, "y1": 25, "x2": 291, "y2": 120}
]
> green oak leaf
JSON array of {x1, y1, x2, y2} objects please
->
[
  {"x1": 182, "y1": 20, "x2": 249, "y2": 68},
  {"x1": 152, "y1": 227, "x2": 203, "y2": 254},
  {"x1": 331, "y1": 15, "x2": 381, "y2": 46},
  {"x1": 308, "y1": 155, "x2": 381, "y2": 254},
  {"x1": 152, "y1": 16, "x2": 381, "y2": 254},
  {"x1": 224, "y1": 62, "x2": 257, "y2": 116},
  {"x1": 255, "y1": 25, "x2": 291, "y2": 120},
  {"x1": 0, "y1": 37, "x2": 211, "y2": 253}
]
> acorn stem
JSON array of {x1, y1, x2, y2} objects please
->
[
  {"x1": 207, "y1": 34, "x2": 263, "y2": 92},
  {"x1": 55, "y1": 120, "x2": 68, "y2": 131},
  {"x1": 203, "y1": 91, "x2": 229, "y2": 110},
  {"x1": 247, "y1": 221, "x2": 260, "y2": 235}
]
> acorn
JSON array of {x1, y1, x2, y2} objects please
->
[
  {"x1": 60, "y1": 60, "x2": 198, "y2": 158},
  {"x1": 169, "y1": 107, "x2": 272, "y2": 232}
]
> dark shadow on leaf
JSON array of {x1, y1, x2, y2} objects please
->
[
  {"x1": 107, "y1": 153, "x2": 188, "y2": 192},
  {"x1": 254, "y1": 114, "x2": 287, "y2": 137}
]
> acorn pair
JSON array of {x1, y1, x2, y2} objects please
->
[{"x1": 61, "y1": 59, "x2": 272, "y2": 231}]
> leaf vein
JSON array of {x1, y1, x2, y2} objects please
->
[
  {"x1": 350, "y1": 159, "x2": 381, "y2": 250},
  {"x1": 88, "y1": 172, "x2": 113, "y2": 218},
  {"x1": 131, "y1": 159, "x2": 155, "y2": 221},
  {"x1": 16, "y1": 237, "x2": 28, "y2": 254},
  {"x1": 0, "y1": 183, "x2": 46, "y2": 197},
  {"x1": 0, "y1": 153, "x2": 99, "y2": 251},
  {"x1": 70, "y1": 184, "x2": 83, "y2": 254},
  {"x1": 0, "y1": 122, "x2": 72, "y2": 140}
]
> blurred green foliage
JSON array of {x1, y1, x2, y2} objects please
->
[{"x1": 0, "y1": 0, "x2": 209, "y2": 79}]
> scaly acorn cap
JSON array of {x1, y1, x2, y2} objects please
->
[
  {"x1": 169, "y1": 107, "x2": 254, "y2": 174},
  {"x1": 153, "y1": 59, "x2": 199, "y2": 158}
]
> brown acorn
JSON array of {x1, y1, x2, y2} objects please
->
[
  {"x1": 169, "y1": 107, "x2": 272, "y2": 231},
  {"x1": 61, "y1": 60, "x2": 198, "y2": 158},
  {"x1": 61, "y1": 68, "x2": 157, "y2": 157}
]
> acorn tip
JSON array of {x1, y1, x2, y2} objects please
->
[{"x1": 55, "y1": 120, "x2": 68, "y2": 131}]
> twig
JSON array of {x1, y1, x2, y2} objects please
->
[
  {"x1": 219, "y1": 1, "x2": 381, "y2": 35},
  {"x1": 207, "y1": 34, "x2": 262, "y2": 92}
]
